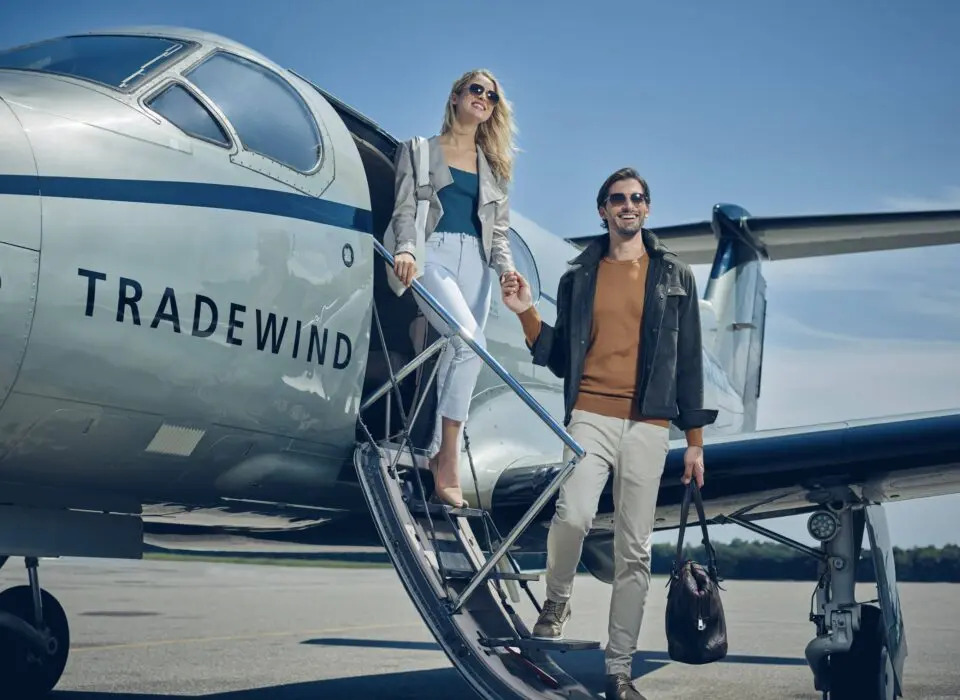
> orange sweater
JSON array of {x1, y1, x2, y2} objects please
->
[{"x1": 519, "y1": 255, "x2": 703, "y2": 447}]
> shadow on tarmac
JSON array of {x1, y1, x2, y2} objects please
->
[{"x1": 54, "y1": 642, "x2": 806, "y2": 699}]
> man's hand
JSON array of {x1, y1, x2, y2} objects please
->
[
  {"x1": 682, "y1": 446, "x2": 705, "y2": 489},
  {"x1": 393, "y1": 252, "x2": 417, "y2": 287},
  {"x1": 501, "y1": 271, "x2": 533, "y2": 314}
]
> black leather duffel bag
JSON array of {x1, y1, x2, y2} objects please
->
[{"x1": 665, "y1": 481, "x2": 728, "y2": 664}]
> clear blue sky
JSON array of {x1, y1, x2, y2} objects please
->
[{"x1": 2, "y1": 1, "x2": 959, "y2": 547}]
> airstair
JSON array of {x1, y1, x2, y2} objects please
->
[{"x1": 353, "y1": 240, "x2": 600, "y2": 699}]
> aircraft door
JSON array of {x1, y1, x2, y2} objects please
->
[{"x1": 0, "y1": 97, "x2": 41, "y2": 410}]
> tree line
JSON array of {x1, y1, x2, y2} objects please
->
[{"x1": 651, "y1": 539, "x2": 960, "y2": 583}]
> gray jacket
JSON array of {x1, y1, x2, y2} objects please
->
[{"x1": 387, "y1": 135, "x2": 515, "y2": 278}]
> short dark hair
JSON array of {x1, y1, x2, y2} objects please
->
[{"x1": 596, "y1": 168, "x2": 651, "y2": 230}]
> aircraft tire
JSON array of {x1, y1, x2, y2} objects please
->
[
  {"x1": 826, "y1": 604, "x2": 894, "y2": 700},
  {"x1": 0, "y1": 585, "x2": 70, "y2": 698}
]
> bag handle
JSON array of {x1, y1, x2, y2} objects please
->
[{"x1": 672, "y1": 481, "x2": 721, "y2": 583}]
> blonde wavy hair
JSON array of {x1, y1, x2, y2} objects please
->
[{"x1": 441, "y1": 69, "x2": 517, "y2": 184}]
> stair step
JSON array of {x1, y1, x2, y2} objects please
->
[
  {"x1": 434, "y1": 548, "x2": 474, "y2": 573},
  {"x1": 378, "y1": 442, "x2": 427, "y2": 470},
  {"x1": 442, "y1": 569, "x2": 540, "y2": 582},
  {"x1": 407, "y1": 500, "x2": 486, "y2": 519},
  {"x1": 442, "y1": 569, "x2": 537, "y2": 582},
  {"x1": 478, "y1": 636, "x2": 600, "y2": 653}
]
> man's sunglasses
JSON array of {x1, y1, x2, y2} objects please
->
[
  {"x1": 467, "y1": 82, "x2": 500, "y2": 104},
  {"x1": 606, "y1": 192, "x2": 649, "y2": 206}
]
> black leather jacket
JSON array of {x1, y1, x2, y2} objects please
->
[{"x1": 529, "y1": 230, "x2": 718, "y2": 431}]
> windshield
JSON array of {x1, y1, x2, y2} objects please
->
[{"x1": 0, "y1": 34, "x2": 190, "y2": 90}]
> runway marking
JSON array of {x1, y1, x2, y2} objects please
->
[{"x1": 72, "y1": 622, "x2": 424, "y2": 653}]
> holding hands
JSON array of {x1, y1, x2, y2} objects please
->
[{"x1": 500, "y1": 271, "x2": 532, "y2": 314}]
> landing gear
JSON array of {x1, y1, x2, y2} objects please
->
[
  {"x1": 827, "y1": 605, "x2": 895, "y2": 700},
  {"x1": 717, "y1": 493, "x2": 903, "y2": 700},
  {"x1": 0, "y1": 557, "x2": 70, "y2": 698}
]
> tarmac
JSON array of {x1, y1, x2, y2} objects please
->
[{"x1": 1, "y1": 556, "x2": 956, "y2": 699}]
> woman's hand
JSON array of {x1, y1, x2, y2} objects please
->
[
  {"x1": 393, "y1": 252, "x2": 417, "y2": 287},
  {"x1": 501, "y1": 271, "x2": 532, "y2": 314}
]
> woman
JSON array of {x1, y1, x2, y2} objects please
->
[{"x1": 387, "y1": 69, "x2": 519, "y2": 507}]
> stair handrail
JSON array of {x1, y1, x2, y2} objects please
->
[
  {"x1": 370, "y1": 239, "x2": 585, "y2": 613},
  {"x1": 371, "y1": 239, "x2": 584, "y2": 461}
]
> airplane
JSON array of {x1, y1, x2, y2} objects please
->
[{"x1": 0, "y1": 24, "x2": 958, "y2": 700}]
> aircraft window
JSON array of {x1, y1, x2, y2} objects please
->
[
  {"x1": 0, "y1": 35, "x2": 189, "y2": 90},
  {"x1": 186, "y1": 52, "x2": 321, "y2": 173},
  {"x1": 508, "y1": 228, "x2": 541, "y2": 304},
  {"x1": 146, "y1": 84, "x2": 230, "y2": 147}
]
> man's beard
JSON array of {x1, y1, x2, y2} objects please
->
[{"x1": 611, "y1": 217, "x2": 643, "y2": 238}]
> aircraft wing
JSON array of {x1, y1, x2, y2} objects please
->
[
  {"x1": 488, "y1": 409, "x2": 960, "y2": 538},
  {"x1": 139, "y1": 410, "x2": 960, "y2": 553},
  {"x1": 566, "y1": 207, "x2": 960, "y2": 265}
]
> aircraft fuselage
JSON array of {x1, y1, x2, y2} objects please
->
[{"x1": 0, "y1": 32, "x2": 747, "y2": 535}]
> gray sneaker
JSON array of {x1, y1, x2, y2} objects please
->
[
  {"x1": 605, "y1": 673, "x2": 647, "y2": 700},
  {"x1": 531, "y1": 598, "x2": 570, "y2": 639}
]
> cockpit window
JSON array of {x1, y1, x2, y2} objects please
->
[
  {"x1": 146, "y1": 83, "x2": 230, "y2": 147},
  {"x1": 185, "y1": 52, "x2": 321, "y2": 173},
  {"x1": 0, "y1": 35, "x2": 190, "y2": 90}
]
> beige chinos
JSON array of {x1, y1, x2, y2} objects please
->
[{"x1": 544, "y1": 408, "x2": 670, "y2": 676}]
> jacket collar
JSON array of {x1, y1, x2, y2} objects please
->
[
  {"x1": 427, "y1": 134, "x2": 506, "y2": 206},
  {"x1": 476, "y1": 147, "x2": 506, "y2": 206},
  {"x1": 568, "y1": 229, "x2": 671, "y2": 268},
  {"x1": 426, "y1": 135, "x2": 453, "y2": 191}
]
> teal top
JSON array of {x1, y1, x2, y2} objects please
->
[{"x1": 435, "y1": 167, "x2": 481, "y2": 237}]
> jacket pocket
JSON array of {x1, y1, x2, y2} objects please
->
[
  {"x1": 649, "y1": 285, "x2": 684, "y2": 413},
  {"x1": 644, "y1": 364, "x2": 679, "y2": 420},
  {"x1": 661, "y1": 285, "x2": 686, "y2": 330}
]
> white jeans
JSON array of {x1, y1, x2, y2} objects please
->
[
  {"x1": 415, "y1": 232, "x2": 493, "y2": 457},
  {"x1": 545, "y1": 409, "x2": 670, "y2": 676}
]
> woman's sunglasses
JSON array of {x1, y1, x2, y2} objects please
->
[{"x1": 466, "y1": 82, "x2": 500, "y2": 104}]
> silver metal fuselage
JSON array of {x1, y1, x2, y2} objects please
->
[{"x1": 0, "y1": 27, "x2": 744, "y2": 539}]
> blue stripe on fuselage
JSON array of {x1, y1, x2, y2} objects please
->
[
  {"x1": 0, "y1": 173, "x2": 39, "y2": 196},
  {"x1": 0, "y1": 175, "x2": 373, "y2": 233}
]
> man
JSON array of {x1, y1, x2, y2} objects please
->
[{"x1": 501, "y1": 168, "x2": 718, "y2": 700}]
